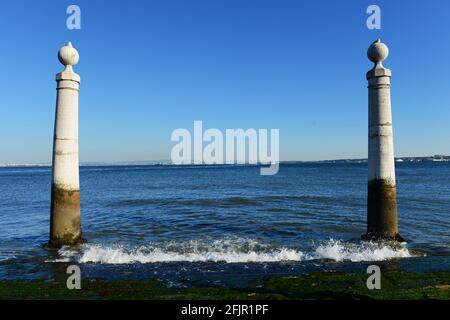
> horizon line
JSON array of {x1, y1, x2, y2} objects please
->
[{"x1": 1, "y1": 154, "x2": 449, "y2": 167}]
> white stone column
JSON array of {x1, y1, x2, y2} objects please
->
[
  {"x1": 365, "y1": 39, "x2": 401, "y2": 240},
  {"x1": 49, "y1": 42, "x2": 82, "y2": 246}
]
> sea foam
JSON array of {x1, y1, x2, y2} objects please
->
[
  {"x1": 312, "y1": 239, "x2": 412, "y2": 262},
  {"x1": 54, "y1": 238, "x2": 414, "y2": 265}
]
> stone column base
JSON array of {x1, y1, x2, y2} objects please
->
[
  {"x1": 364, "y1": 179, "x2": 403, "y2": 241},
  {"x1": 49, "y1": 185, "x2": 83, "y2": 247}
]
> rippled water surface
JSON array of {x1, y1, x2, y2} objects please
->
[{"x1": 0, "y1": 163, "x2": 449, "y2": 284}]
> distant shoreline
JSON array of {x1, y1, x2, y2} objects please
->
[{"x1": 1, "y1": 155, "x2": 449, "y2": 168}]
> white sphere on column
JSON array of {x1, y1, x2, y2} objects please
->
[
  {"x1": 58, "y1": 42, "x2": 79, "y2": 66},
  {"x1": 367, "y1": 39, "x2": 389, "y2": 63}
]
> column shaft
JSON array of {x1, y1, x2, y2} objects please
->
[
  {"x1": 365, "y1": 39, "x2": 401, "y2": 241},
  {"x1": 49, "y1": 44, "x2": 82, "y2": 247}
]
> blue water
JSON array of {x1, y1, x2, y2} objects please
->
[{"x1": 0, "y1": 162, "x2": 449, "y2": 284}]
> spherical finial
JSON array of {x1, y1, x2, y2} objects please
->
[
  {"x1": 58, "y1": 42, "x2": 79, "y2": 67},
  {"x1": 367, "y1": 39, "x2": 389, "y2": 64}
]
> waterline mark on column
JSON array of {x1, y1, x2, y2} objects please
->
[{"x1": 171, "y1": 121, "x2": 279, "y2": 175}]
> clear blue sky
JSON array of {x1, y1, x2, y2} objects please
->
[{"x1": 0, "y1": 0, "x2": 449, "y2": 163}]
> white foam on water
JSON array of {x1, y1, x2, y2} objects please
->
[
  {"x1": 76, "y1": 245, "x2": 304, "y2": 264},
  {"x1": 52, "y1": 238, "x2": 415, "y2": 265},
  {"x1": 65, "y1": 238, "x2": 305, "y2": 264},
  {"x1": 311, "y1": 239, "x2": 413, "y2": 262}
]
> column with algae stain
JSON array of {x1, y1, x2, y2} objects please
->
[
  {"x1": 49, "y1": 42, "x2": 83, "y2": 247},
  {"x1": 365, "y1": 39, "x2": 403, "y2": 241}
]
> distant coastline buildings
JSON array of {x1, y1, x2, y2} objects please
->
[{"x1": 0, "y1": 155, "x2": 449, "y2": 168}]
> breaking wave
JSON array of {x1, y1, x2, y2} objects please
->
[
  {"x1": 53, "y1": 238, "x2": 415, "y2": 264},
  {"x1": 313, "y1": 239, "x2": 412, "y2": 262}
]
